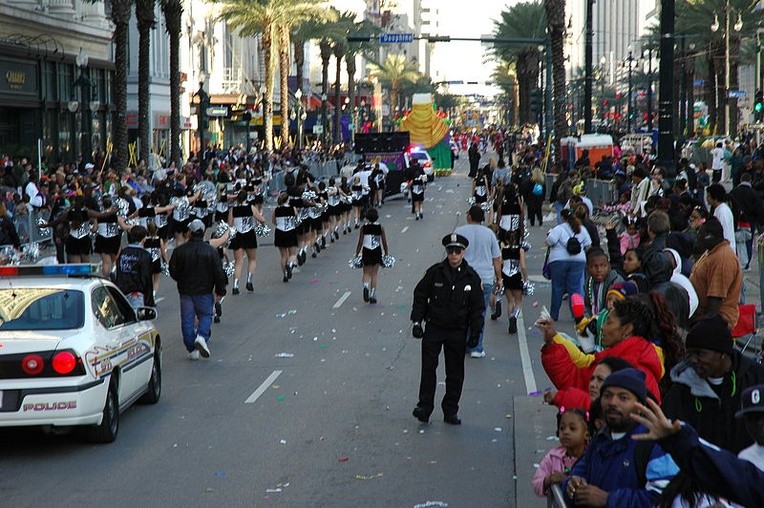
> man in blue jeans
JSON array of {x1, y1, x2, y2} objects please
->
[
  {"x1": 455, "y1": 205, "x2": 501, "y2": 358},
  {"x1": 169, "y1": 219, "x2": 227, "y2": 360}
]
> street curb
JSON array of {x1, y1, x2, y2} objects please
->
[{"x1": 513, "y1": 395, "x2": 558, "y2": 507}]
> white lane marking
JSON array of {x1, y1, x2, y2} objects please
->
[
  {"x1": 155, "y1": 297, "x2": 165, "y2": 303},
  {"x1": 401, "y1": 226, "x2": 409, "y2": 234},
  {"x1": 245, "y1": 370, "x2": 282, "y2": 404},
  {"x1": 333, "y1": 291, "x2": 352, "y2": 309},
  {"x1": 516, "y1": 313, "x2": 537, "y2": 394}
]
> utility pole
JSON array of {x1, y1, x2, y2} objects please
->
[
  {"x1": 656, "y1": 0, "x2": 675, "y2": 174},
  {"x1": 647, "y1": 47, "x2": 653, "y2": 131},
  {"x1": 544, "y1": 35, "x2": 553, "y2": 141},
  {"x1": 584, "y1": 0, "x2": 594, "y2": 133}
]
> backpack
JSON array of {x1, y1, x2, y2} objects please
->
[
  {"x1": 566, "y1": 234, "x2": 582, "y2": 255},
  {"x1": 532, "y1": 182, "x2": 543, "y2": 196}
]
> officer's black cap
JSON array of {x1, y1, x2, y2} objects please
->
[{"x1": 442, "y1": 233, "x2": 469, "y2": 250}]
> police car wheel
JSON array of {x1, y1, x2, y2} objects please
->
[
  {"x1": 139, "y1": 351, "x2": 162, "y2": 405},
  {"x1": 85, "y1": 382, "x2": 119, "y2": 444}
]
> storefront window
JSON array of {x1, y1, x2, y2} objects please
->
[
  {"x1": 58, "y1": 64, "x2": 73, "y2": 102},
  {"x1": 42, "y1": 61, "x2": 57, "y2": 102}
]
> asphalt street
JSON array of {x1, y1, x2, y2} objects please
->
[{"x1": 0, "y1": 154, "x2": 559, "y2": 507}]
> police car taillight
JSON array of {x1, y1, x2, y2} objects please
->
[
  {"x1": 0, "y1": 264, "x2": 100, "y2": 277},
  {"x1": 52, "y1": 351, "x2": 77, "y2": 375},
  {"x1": 21, "y1": 354, "x2": 45, "y2": 375}
]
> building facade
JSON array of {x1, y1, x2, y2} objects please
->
[{"x1": 0, "y1": 0, "x2": 113, "y2": 167}]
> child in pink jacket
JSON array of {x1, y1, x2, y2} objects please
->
[{"x1": 532, "y1": 407, "x2": 590, "y2": 497}]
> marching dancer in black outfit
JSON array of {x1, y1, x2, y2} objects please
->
[
  {"x1": 272, "y1": 192, "x2": 299, "y2": 282},
  {"x1": 355, "y1": 208, "x2": 389, "y2": 304},
  {"x1": 228, "y1": 190, "x2": 266, "y2": 294}
]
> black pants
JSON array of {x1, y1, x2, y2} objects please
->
[
  {"x1": 527, "y1": 202, "x2": 543, "y2": 226},
  {"x1": 418, "y1": 324, "x2": 467, "y2": 417}
]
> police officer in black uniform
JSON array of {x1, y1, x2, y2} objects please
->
[{"x1": 410, "y1": 233, "x2": 485, "y2": 425}]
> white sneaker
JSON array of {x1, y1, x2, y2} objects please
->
[
  {"x1": 470, "y1": 351, "x2": 486, "y2": 358},
  {"x1": 187, "y1": 350, "x2": 200, "y2": 361},
  {"x1": 194, "y1": 335, "x2": 211, "y2": 358}
]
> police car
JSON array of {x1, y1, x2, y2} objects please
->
[{"x1": 0, "y1": 264, "x2": 161, "y2": 443}]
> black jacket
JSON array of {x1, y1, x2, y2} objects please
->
[
  {"x1": 0, "y1": 216, "x2": 20, "y2": 249},
  {"x1": 663, "y1": 353, "x2": 764, "y2": 453},
  {"x1": 169, "y1": 237, "x2": 227, "y2": 296},
  {"x1": 729, "y1": 182, "x2": 764, "y2": 226},
  {"x1": 410, "y1": 259, "x2": 485, "y2": 333},
  {"x1": 115, "y1": 245, "x2": 155, "y2": 307}
]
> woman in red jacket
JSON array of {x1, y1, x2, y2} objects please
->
[
  {"x1": 537, "y1": 297, "x2": 670, "y2": 403},
  {"x1": 543, "y1": 356, "x2": 635, "y2": 411}
]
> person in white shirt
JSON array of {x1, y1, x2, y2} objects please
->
[
  {"x1": 454, "y1": 205, "x2": 502, "y2": 357},
  {"x1": 629, "y1": 166, "x2": 651, "y2": 217},
  {"x1": 24, "y1": 172, "x2": 46, "y2": 208},
  {"x1": 710, "y1": 141, "x2": 725, "y2": 183},
  {"x1": 706, "y1": 183, "x2": 737, "y2": 256}
]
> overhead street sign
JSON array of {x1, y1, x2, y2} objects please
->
[
  {"x1": 207, "y1": 105, "x2": 229, "y2": 117},
  {"x1": 379, "y1": 33, "x2": 414, "y2": 44},
  {"x1": 728, "y1": 90, "x2": 746, "y2": 99}
]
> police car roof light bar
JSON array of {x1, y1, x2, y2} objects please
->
[{"x1": 0, "y1": 264, "x2": 101, "y2": 277}]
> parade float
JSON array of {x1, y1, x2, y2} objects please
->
[{"x1": 398, "y1": 93, "x2": 453, "y2": 176}]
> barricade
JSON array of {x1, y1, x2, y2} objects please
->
[
  {"x1": 585, "y1": 178, "x2": 618, "y2": 210},
  {"x1": 12, "y1": 207, "x2": 52, "y2": 245}
]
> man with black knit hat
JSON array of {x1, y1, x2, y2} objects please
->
[
  {"x1": 564, "y1": 368, "x2": 678, "y2": 506},
  {"x1": 663, "y1": 315, "x2": 764, "y2": 453},
  {"x1": 410, "y1": 233, "x2": 485, "y2": 425}
]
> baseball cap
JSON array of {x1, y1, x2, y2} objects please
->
[
  {"x1": 188, "y1": 219, "x2": 206, "y2": 233},
  {"x1": 735, "y1": 384, "x2": 764, "y2": 419}
]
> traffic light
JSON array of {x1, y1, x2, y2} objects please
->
[
  {"x1": 755, "y1": 90, "x2": 763, "y2": 122},
  {"x1": 530, "y1": 88, "x2": 542, "y2": 119}
]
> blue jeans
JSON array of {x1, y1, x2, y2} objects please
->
[
  {"x1": 179, "y1": 293, "x2": 214, "y2": 353},
  {"x1": 466, "y1": 282, "x2": 493, "y2": 354},
  {"x1": 549, "y1": 260, "x2": 585, "y2": 321}
]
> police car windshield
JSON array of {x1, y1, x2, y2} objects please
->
[{"x1": 0, "y1": 289, "x2": 85, "y2": 331}]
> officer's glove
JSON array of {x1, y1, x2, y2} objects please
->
[
  {"x1": 467, "y1": 333, "x2": 480, "y2": 349},
  {"x1": 412, "y1": 322, "x2": 424, "y2": 339}
]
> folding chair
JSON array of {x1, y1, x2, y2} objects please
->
[{"x1": 732, "y1": 304, "x2": 761, "y2": 361}]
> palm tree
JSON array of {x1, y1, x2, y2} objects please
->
[
  {"x1": 493, "y1": 1, "x2": 546, "y2": 125},
  {"x1": 219, "y1": 0, "x2": 331, "y2": 151},
  {"x1": 675, "y1": 0, "x2": 764, "y2": 135},
  {"x1": 491, "y1": 61, "x2": 518, "y2": 125},
  {"x1": 275, "y1": 3, "x2": 335, "y2": 148},
  {"x1": 367, "y1": 54, "x2": 420, "y2": 124},
  {"x1": 110, "y1": 0, "x2": 132, "y2": 173},
  {"x1": 345, "y1": 19, "x2": 380, "y2": 136},
  {"x1": 136, "y1": 0, "x2": 155, "y2": 167},
  {"x1": 545, "y1": 0, "x2": 567, "y2": 148},
  {"x1": 161, "y1": 0, "x2": 182, "y2": 168},
  {"x1": 292, "y1": 17, "x2": 336, "y2": 99},
  {"x1": 330, "y1": 11, "x2": 356, "y2": 144}
]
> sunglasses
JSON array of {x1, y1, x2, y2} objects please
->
[{"x1": 446, "y1": 247, "x2": 464, "y2": 255}]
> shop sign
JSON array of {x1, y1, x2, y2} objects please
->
[
  {"x1": 0, "y1": 58, "x2": 37, "y2": 96},
  {"x1": 126, "y1": 111, "x2": 138, "y2": 128},
  {"x1": 154, "y1": 112, "x2": 170, "y2": 129}
]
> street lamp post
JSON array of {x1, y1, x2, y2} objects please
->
[
  {"x1": 599, "y1": 56, "x2": 606, "y2": 123},
  {"x1": 647, "y1": 48, "x2": 653, "y2": 131},
  {"x1": 74, "y1": 48, "x2": 93, "y2": 164},
  {"x1": 294, "y1": 88, "x2": 304, "y2": 149},
  {"x1": 195, "y1": 79, "x2": 209, "y2": 157},
  {"x1": 711, "y1": 1, "x2": 743, "y2": 137},
  {"x1": 320, "y1": 93, "x2": 328, "y2": 146},
  {"x1": 625, "y1": 48, "x2": 635, "y2": 133}
]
